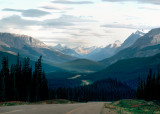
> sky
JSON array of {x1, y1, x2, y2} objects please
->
[{"x1": 0, "y1": 0, "x2": 160, "y2": 48}]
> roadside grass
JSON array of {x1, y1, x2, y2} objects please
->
[
  {"x1": 0, "y1": 101, "x2": 30, "y2": 106},
  {"x1": 105, "y1": 99, "x2": 160, "y2": 114},
  {"x1": 0, "y1": 99, "x2": 76, "y2": 107}
]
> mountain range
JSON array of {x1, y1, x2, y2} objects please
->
[
  {"x1": 84, "y1": 40, "x2": 122, "y2": 61},
  {"x1": 52, "y1": 30, "x2": 145, "y2": 61},
  {"x1": 1, "y1": 28, "x2": 160, "y2": 89},
  {"x1": 47, "y1": 28, "x2": 160, "y2": 88},
  {"x1": 0, "y1": 33, "x2": 106, "y2": 73},
  {"x1": 100, "y1": 28, "x2": 160, "y2": 66},
  {"x1": 0, "y1": 33, "x2": 76, "y2": 63}
]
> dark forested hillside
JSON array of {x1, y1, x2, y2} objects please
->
[
  {"x1": 51, "y1": 78, "x2": 135, "y2": 102},
  {"x1": 46, "y1": 71, "x2": 82, "y2": 89},
  {"x1": 84, "y1": 53, "x2": 160, "y2": 88}
]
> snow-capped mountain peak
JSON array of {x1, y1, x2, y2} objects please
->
[
  {"x1": 135, "y1": 30, "x2": 145, "y2": 36},
  {"x1": 109, "y1": 40, "x2": 122, "y2": 48},
  {"x1": 132, "y1": 28, "x2": 160, "y2": 48},
  {"x1": 74, "y1": 46, "x2": 97, "y2": 55}
]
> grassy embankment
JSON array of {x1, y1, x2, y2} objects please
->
[{"x1": 105, "y1": 99, "x2": 160, "y2": 114}]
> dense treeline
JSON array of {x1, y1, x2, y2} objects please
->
[
  {"x1": 50, "y1": 78, "x2": 136, "y2": 102},
  {"x1": 0, "y1": 54, "x2": 136, "y2": 102},
  {"x1": 0, "y1": 54, "x2": 48, "y2": 102},
  {"x1": 137, "y1": 69, "x2": 160, "y2": 101}
]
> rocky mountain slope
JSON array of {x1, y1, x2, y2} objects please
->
[
  {"x1": 116, "y1": 30, "x2": 145, "y2": 52},
  {"x1": 0, "y1": 33, "x2": 76, "y2": 63}
]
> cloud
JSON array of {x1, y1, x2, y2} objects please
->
[
  {"x1": 40, "y1": 4, "x2": 73, "y2": 10},
  {"x1": 42, "y1": 37, "x2": 88, "y2": 47},
  {"x1": 0, "y1": 15, "x2": 72, "y2": 29},
  {"x1": 138, "y1": 6, "x2": 160, "y2": 10},
  {"x1": 52, "y1": 0, "x2": 94, "y2": 4},
  {"x1": 43, "y1": 19, "x2": 74, "y2": 27},
  {"x1": 70, "y1": 33, "x2": 107, "y2": 37},
  {"x1": 41, "y1": 5, "x2": 73, "y2": 10},
  {"x1": 43, "y1": 15, "x2": 96, "y2": 28},
  {"x1": 0, "y1": 15, "x2": 39, "y2": 28},
  {"x1": 102, "y1": 0, "x2": 160, "y2": 5},
  {"x1": 102, "y1": 23, "x2": 157, "y2": 30},
  {"x1": 56, "y1": 15, "x2": 95, "y2": 22},
  {"x1": 3, "y1": 8, "x2": 51, "y2": 17},
  {"x1": 0, "y1": 14, "x2": 95, "y2": 29}
]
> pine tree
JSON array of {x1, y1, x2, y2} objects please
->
[
  {"x1": 136, "y1": 77, "x2": 141, "y2": 98},
  {"x1": 0, "y1": 57, "x2": 9, "y2": 101},
  {"x1": 41, "y1": 70, "x2": 49, "y2": 100},
  {"x1": 22, "y1": 57, "x2": 32, "y2": 101},
  {"x1": 31, "y1": 61, "x2": 38, "y2": 102},
  {"x1": 0, "y1": 55, "x2": 48, "y2": 102},
  {"x1": 145, "y1": 69, "x2": 152, "y2": 100},
  {"x1": 31, "y1": 56, "x2": 46, "y2": 102},
  {"x1": 10, "y1": 65, "x2": 16, "y2": 100},
  {"x1": 137, "y1": 68, "x2": 160, "y2": 101},
  {"x1": 15, "y1": 53, "x2": 22, "y2": 100}
]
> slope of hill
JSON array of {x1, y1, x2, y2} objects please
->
[
  {"x1": 0, "y1": 33, "x2": 77, "y2": 63},
  {"x1": 84, "y1": 52, "x2": 160, "y2": 89},
  {"x1": 100, "y1": 28, "x2": 160, "y2": 66},
  {"x1": 57, "y1": 59, "x2": 105, "y2": 73},
  {"x1": 46, "y1": 71, "x2": 81, "y2": 88}
]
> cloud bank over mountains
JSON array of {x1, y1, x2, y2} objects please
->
[{"x1": 0, "y1": 0, "x2": 160, "y2": 47}]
